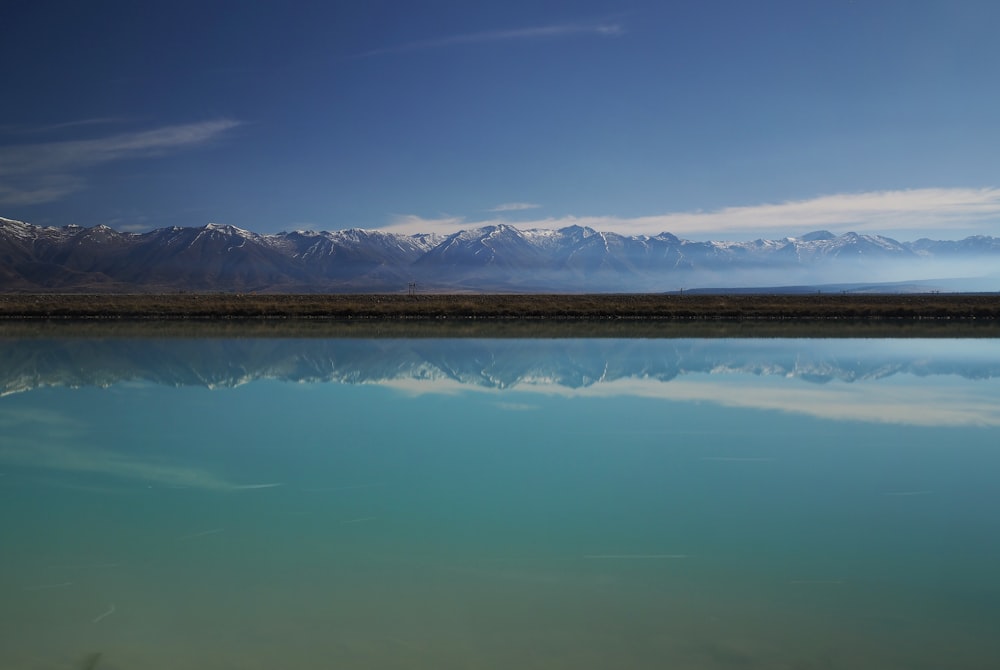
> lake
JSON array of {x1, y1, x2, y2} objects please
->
[{"x1": 1, "y1": 333, "x2": 999, "y2": 669}]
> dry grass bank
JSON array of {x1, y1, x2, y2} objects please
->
[{"x1": 2, "y1": 293, "x2": 1000, "y2": 321}]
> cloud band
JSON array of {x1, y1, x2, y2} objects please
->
[
  {"x1": 0, "y1": 119, "x2": 241, "y2": 205},
  {"x1": 382, "y1": 188, "x2": 1000, "y2": 239}
]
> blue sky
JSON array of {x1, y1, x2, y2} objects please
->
[{"x1": 2, "y1": 0, "x2": 999, "y2": 240}]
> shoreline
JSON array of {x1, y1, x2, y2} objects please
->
[
  {"x1": 2, "y1": 293, "x2": 1000, "y2": 338},
  {"x1": 2, "y1": 293, "x2": 1000, "y2": 320}
]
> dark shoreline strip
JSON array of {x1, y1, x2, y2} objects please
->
[
  {"x1": 2, "y1": 293, "x2": 1000, "y2": 321},
  {"x1": 2, "y1": 294, "x2": 1000, "y2": 338}
]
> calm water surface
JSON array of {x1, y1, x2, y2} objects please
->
[{"x1": 1, "y1": 336, "x2": 999, "y2": 669}]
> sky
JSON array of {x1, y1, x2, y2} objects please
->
[{"x1": 2, "y1": 0, "x2": 999, "y2": 241}]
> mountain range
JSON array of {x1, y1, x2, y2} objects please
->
[{"x1": 3, "y1": 216, "x2": 999, "y2": 293}]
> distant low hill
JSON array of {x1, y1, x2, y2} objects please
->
[{"x1": 2, "y1": 216, "x2": 999, "y2": 293}]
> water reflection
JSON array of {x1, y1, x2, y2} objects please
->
[
  {"x1": 1, "y1": 336, "x2": 999, "y2": 669},
  {"x1": 3, "y1": 338, "x2": 1000, "y2": 426}
]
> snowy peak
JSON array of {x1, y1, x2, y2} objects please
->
[
  {"x1": 417, "y1": 224, "x2": 545, "y2": 270},
  {"x1": 202, "y1": 222, "x2": 257, "y2": 237}
]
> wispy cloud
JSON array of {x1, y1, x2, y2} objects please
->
[
  {"x1": 489, "y1": 202, "x2": 542, "y2": 212},
  {"x1": 380, "y1": 187, "x2": 1000, "y2": 240},
  {"x1": 0, "y1": 117, "x2": 126, "y2": 136},
  {"x1": 0, "y1": 119, "x2": 241, "y2": 205},
  {"x1": 0, "y1": 175, "x2": 85, "y2": 207},
  {"x1": 357, "y1": 21, "x2": 624, "y2": 58}
]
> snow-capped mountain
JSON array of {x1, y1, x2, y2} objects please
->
[{"x1": 2, "y1": 216, "x2": 998, "y2": 292}]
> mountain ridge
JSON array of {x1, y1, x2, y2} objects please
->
[{"x1": 2, "y1": 216, "x2": 998, "y2": 293}]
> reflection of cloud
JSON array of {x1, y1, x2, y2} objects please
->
[
  {"x1": 380, "y1": 377, "x2": 1000, "y2": 427},
  {"x1": 0, "y1": 119, "x2": 240, "y2": 205},
  {"x1": 0, "y1": 408, "x2": 265, "y2": 491},
  {"x1": 381, "y1": 378, "x2": 469, "y2": 396},
  {"x1": 380, "y1": 187, "x2": 1000, "y2": 238},
  {"x1": 0, "y1": 407, "x2": 80, "y2": 433},
  {"x1": 495, "y1": 402, "x2": 539, "y2": 411},
  {"x1": 0, "y1": 440, "x2": 257, "y2": 490},
  {"x1": 594, "y1": 379, "x2": 1000, "y2": 427},
  {"x1": 0, "y1": 440, "x2": 242, "y2": 491}
]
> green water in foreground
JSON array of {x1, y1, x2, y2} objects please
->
[{"x1": 1, "y1": 337, "x2": 998, "y2": 669}]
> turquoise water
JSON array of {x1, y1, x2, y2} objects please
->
[{"x1": 1, "y1": 337, "x2": 999, "y2": 669}]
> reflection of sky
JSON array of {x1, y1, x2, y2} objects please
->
[{"x1": 1, "y1": 339, "x2": 999, "y2": 493}]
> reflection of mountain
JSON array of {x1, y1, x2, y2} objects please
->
[{"x1": 2, "y1": 338, "x2": 997, "y2": 396}]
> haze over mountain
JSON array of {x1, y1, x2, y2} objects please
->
[{"x1": 2, "y1": 216, "x2": 998, "y2": 293}]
